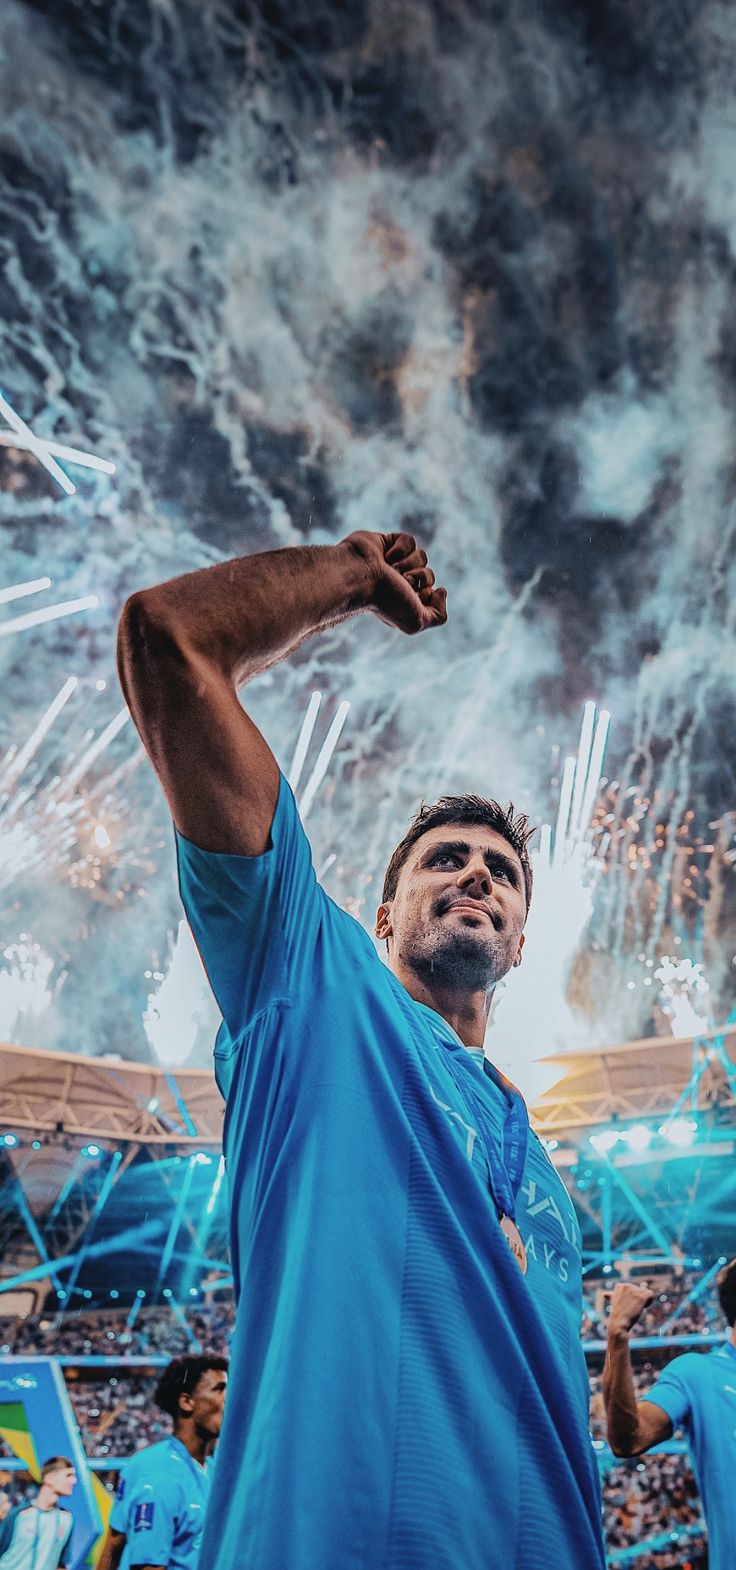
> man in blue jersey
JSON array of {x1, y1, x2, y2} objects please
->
[
  {"x1": 0, "y1": 1458, "x2": 75, "y2": 1570},
  {"x1": 118, "y1": 529, "x2": 606, "y2": 1569},
  {"x1": 99, "y1": 1355, "x2": 227, "y2": 1570},
  {"x1": 603, "y1": 1260, "x2": 736, "y2": 1570}
]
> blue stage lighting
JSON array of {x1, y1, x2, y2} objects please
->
[
  {"x1": 163, "y1": 1287, "x2": 172, "y2": 1298},
  {"x1": 82, "y1": 1143, "x2": 102, "y2": 1158},
  {"x1": 659, "y1": 1118, "x2": 697, "y2": 1148},
  {"x1": 110, "y1": 1290, "x2": 119, "y2": 1299},
  {"x1": 194, "y1": 1150, "x2": 212, "y2": 1165},
  {"x1": 624, "y1": 1123, "x2": 652, "y2": 1153},
  {"x1": 2, "y1": 1132, "x2": 19, "y2": 1148},
  {"x1": 590, "y1": 1128, "x2": 619, "y2": 1153},
  {"x1": 31, "y1": 1139, "x2": 41, "y2": 1150}
]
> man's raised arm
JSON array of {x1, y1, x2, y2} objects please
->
[
  {"x1": 603, "y1": 1282, "x2": 673, "y2": 1456},
  {"x1": 117, "y1": 531, "x2": 446, "y2": 856}
]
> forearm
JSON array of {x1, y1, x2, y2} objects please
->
[
  {"x1": 120, "y1": 542, "x2": 373, "y2": 689},
  {"x1": 96, "y1": 1529, "x2": 125, "y2": 1570},
  {"x1": 603, "y1": 1330, "x2": 645, "y2": 1454}
]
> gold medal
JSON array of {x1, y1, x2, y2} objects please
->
[{"x1": 499, "y1": 1214, "x2": 528, "y2": 1274}]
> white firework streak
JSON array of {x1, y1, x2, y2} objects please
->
[
  {"x1": 492, "y1": 702, "x2": 611, "y2": 1104},
  {"x1": 0, "y1": 390, "x2": 116, "y2": 494}
]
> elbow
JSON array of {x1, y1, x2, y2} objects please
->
[
  {"x1": 608, "y1": 1430, "x2": 643, "y2": 1459},
  {"x1": 116, "y1": 591, "x2": 185, "y2": 719},
  {"x1": 117, "y1": 589, "x2": 184, "y2": 674}
]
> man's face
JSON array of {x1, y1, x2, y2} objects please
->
[
  {"x1": 376, "y1": 823, "x2": 527, "y2": 991},
  {"x1": 184, "y1": 1368, "x2": 228, "y2": 1440},
  {"x1": 45, "y1": 1466, "x2": 76, "y2": 1498}
]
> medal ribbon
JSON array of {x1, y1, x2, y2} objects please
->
[{"x1": 442, "y1": 1050, "x2": 528, "y2": 1223}]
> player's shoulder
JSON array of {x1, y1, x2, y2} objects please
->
[
  {"x1": 658, "y1": 1350, "x2": 710, "y2": 1384},
  {"x1": 124, "y1": 1437, "x2": 173, "y2": 1476}
]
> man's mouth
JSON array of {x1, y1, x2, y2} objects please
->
[{"x1": 441, "y1": 900, "x2": 500, "y2": 928}]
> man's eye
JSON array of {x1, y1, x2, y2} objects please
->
[{"x1": 433, "y1": 852, "x2": 460, "y2": 867}]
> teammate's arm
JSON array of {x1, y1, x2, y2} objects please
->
[
  {"x1": 117, "y1": 532, "x2": 446, "y2": 855},
  {"x1": 603, "y1": 1282, "x2": 674, "y2": 1455},
  {"x1": 96, "y1": 1527, "x2": 127, "y2": 1570}
]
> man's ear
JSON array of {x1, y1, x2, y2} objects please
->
[
  {"x1": 512, "y1": 933, "x2": 525, "y2": 969},
  {"x1": 375, "y1": 901, "x2": 393, "y2": 943}
]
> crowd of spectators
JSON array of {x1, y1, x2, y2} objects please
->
[
  {"x1": 581, "y1": 1269, "x2": 725, "y2": 1341},
  {"x1": 1, "y1": 1267, "x2": 725, "y2": 1360},
  {"x1": 603, "y1": 1452, "x2": 705, "y2": 1568},
  {"x1": 0, "y1": 1267, "x2": 724, "y2": 1566},
  {"x1": 0, "y1": 1298, "x2": 235, "y2": 1358}
]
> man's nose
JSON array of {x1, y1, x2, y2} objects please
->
[{"x1": 457, "y1": 856, "x2": 491, "y2": 894}]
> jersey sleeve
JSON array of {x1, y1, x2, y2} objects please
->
[
  {"x1": 125, "y1": 1482, "x2": 178, "y2": 1569},
  {"x1": 109, "y1": 1464, "x2": 133, "y2": 1532},
  {"x1": 175, "y1": 773, "x2": 326, "y2": 1040},
  {"x1": 644, "y1": 1353, "x2": 695, "y2": 1431}
]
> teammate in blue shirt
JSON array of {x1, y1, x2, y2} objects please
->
[
  {"x1": 118, "y1": 528, "x2": 606, "y2": 1569},
  {"x1": 603, "y1": 1259, "x2": 736, "y2": 1570},
  {"x1": 100, "y1": 1356, "x2": 227, "y2": 1570}
]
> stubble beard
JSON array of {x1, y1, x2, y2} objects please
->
[{"x1": 400, "y1": 917, "x2": 512, "y2": 993}]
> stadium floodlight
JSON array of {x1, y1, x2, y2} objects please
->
[
  {"x1": 589, "y1": 1128, "x2": 620, "y2": 1153},
  {"x1": 624, "y1": 1123, "x2": 653, "y2": 1153},
  {"x1": 659, "y1": 1118, "x2": 697, "y2": 1148},
  {"x1": 2, "y1": 1132, "x2": 19, "y2": 1147}
]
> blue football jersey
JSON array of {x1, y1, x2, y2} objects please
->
[
  {"x1": 648, "y1": 1342, "x2": 736, "y2": 1570},
  {"x1": 176, "y1": 773, "x2": 604, "y2": 1570},
  {"x1": 111, "y1": 1438, "x2": 209, "y2": 1570}
]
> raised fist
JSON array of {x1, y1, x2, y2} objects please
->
[
  {"x1": 606, "y1": 1282, "x2": 655, "y2": 1336},
  {"x1": 345, "y1": 530, "x2": 447, "y2": 635}
]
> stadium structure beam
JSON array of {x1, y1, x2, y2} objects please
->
[
  {"x1": 659, "y1": 1256, "x2": 726, "y2": 1334},
  {"x1": 56, "y1": 1151, "x2": 123, "y2": 1322},
  {"x1": 0, "y1": 1043, "x2": 224, "y2": 1146}
]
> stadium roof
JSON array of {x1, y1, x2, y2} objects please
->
[
  {"x1": 533, "y1": 1023, "x2": 736, "y2": 1137},
  {"x1": 0, "y1": 1041, "x2": 224, "y2": 1146}
]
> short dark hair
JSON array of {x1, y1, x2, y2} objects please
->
[
  {"x1": 41, "y1": 1457, "x2": 73, "y2": 1479},
  {"x1": 154, "y1": 1355, "x2": 228, "y2": 1419},
  {"x1": 382, "y1": 793, "x2": 535, "y2": 911},
  {"x1": 717, "y1": 1258, "x2": 736, "y2": 1326}
]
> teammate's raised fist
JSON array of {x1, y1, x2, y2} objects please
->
[{"x1": 606, "y1": 1282, "x2": 655, "y2": 1336}]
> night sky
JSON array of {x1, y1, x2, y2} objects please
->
[{"x1": 1, "y1": 0, "x2": 734, "y2": 1081}]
